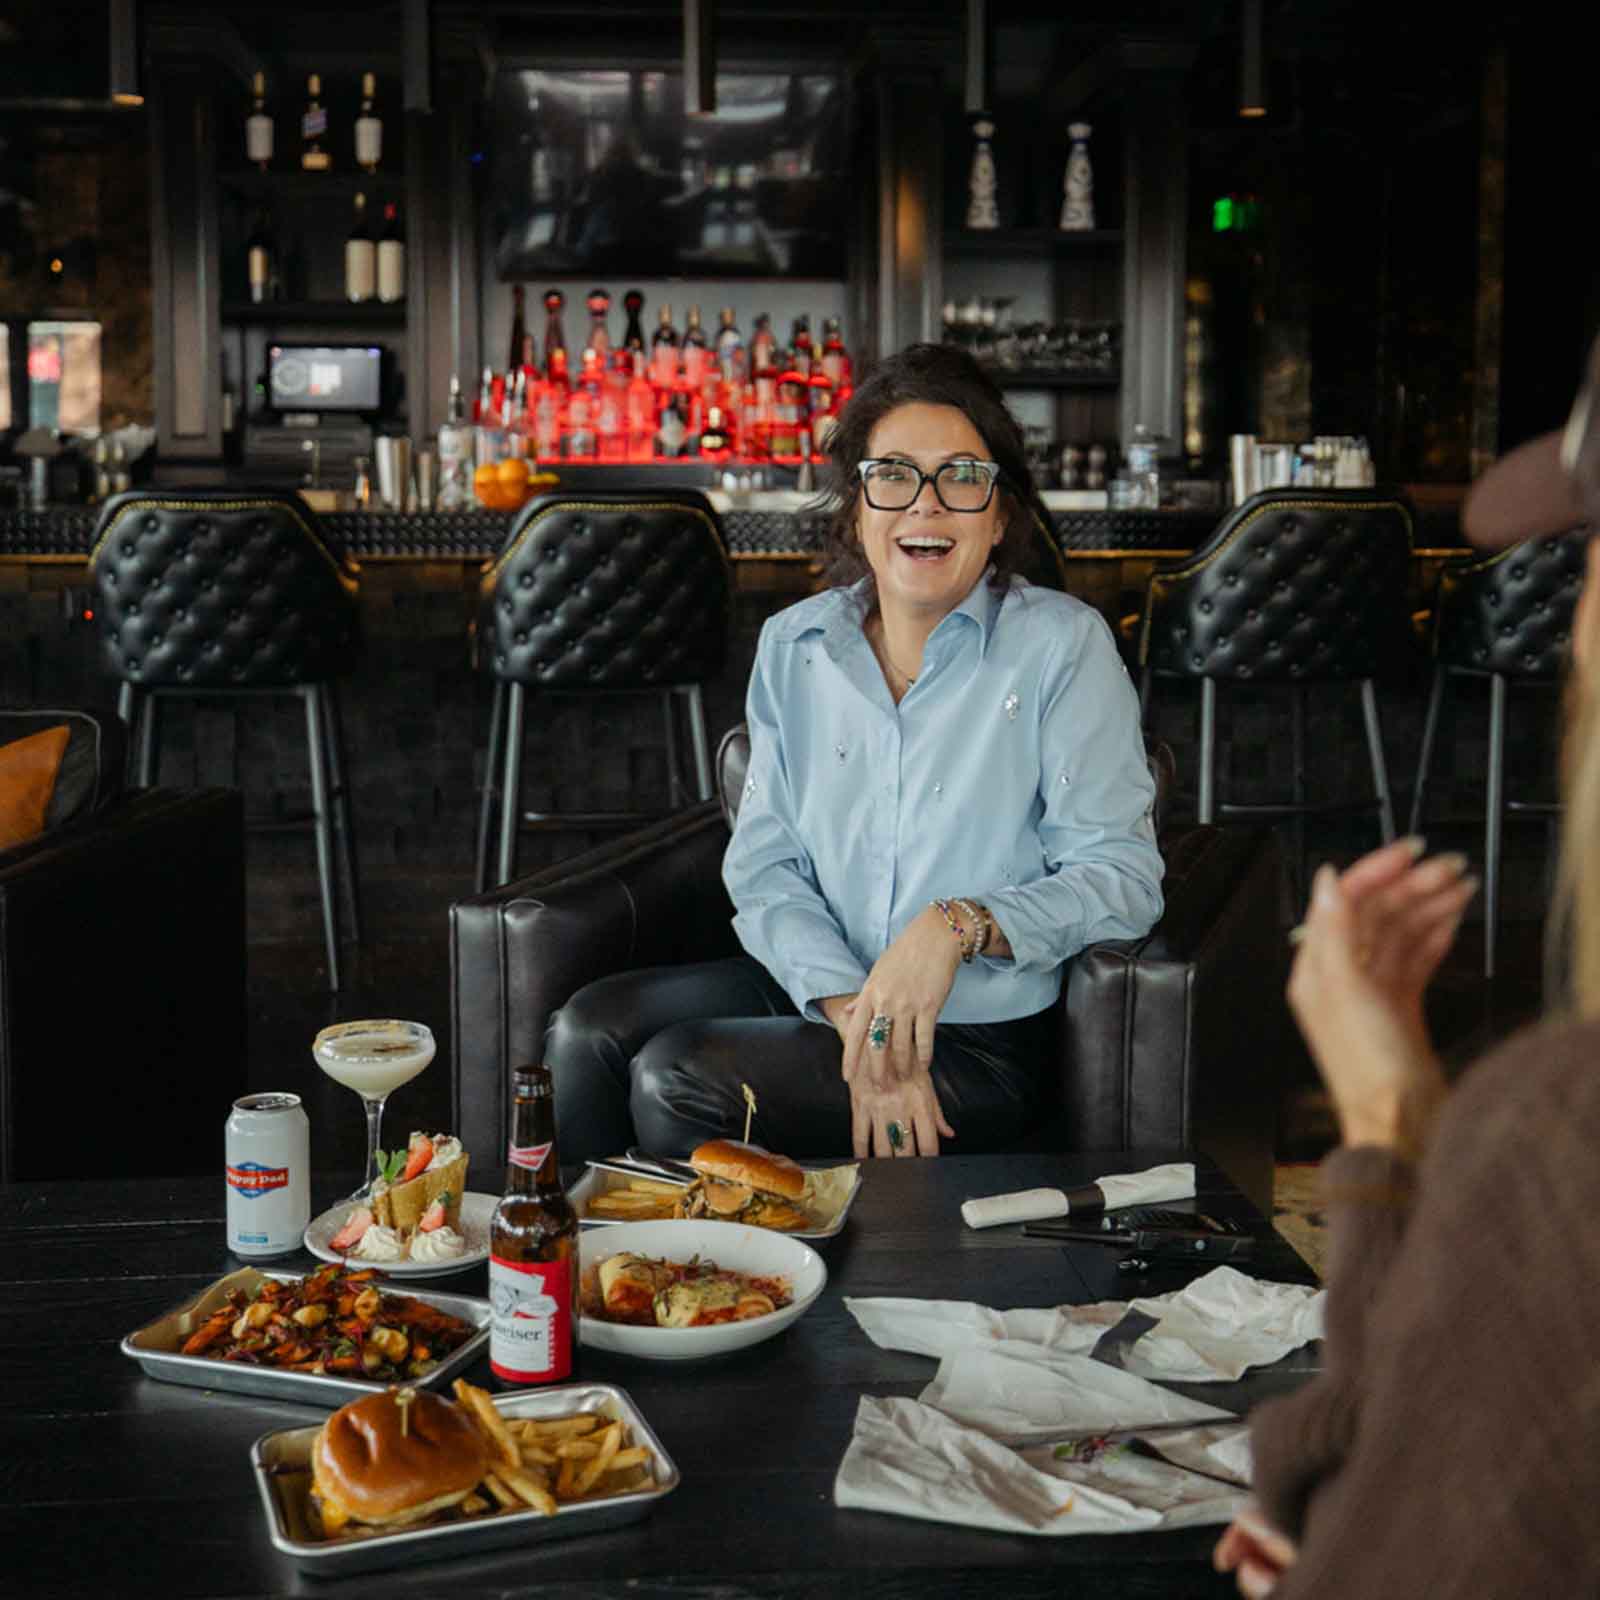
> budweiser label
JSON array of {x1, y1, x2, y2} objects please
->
[
  {"x1": 508, "y1": 1141, "x2": 553, "y2": 1173},
  {"x1": 489, "y1": 1256, "x2": 573, "y2": 1383}
]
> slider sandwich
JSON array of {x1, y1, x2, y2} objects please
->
[
  {"x1": 310, "y1": 1388, "x2": 489, "y2": 1535},
  {"x1": 673, "y1": 1139, "x2": 811, "y2": 1232}
]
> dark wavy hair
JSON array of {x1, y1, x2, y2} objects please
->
[{"x1": 819, "y1": 342, "x2": 1060, "y2": 595}]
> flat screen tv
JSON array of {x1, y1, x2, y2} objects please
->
[
  {"x1": 488, "y1": 68, "x2": 851, "y2": 280},
  {"x1": 268, "y1": 345, "x2": 383, "y2": 414}
]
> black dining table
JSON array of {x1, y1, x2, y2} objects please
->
[{"x1": 2, "y1": 1149, "x2": 1320, "y2": 1599}]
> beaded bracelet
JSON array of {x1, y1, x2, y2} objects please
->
[
  {"x1": 953, "y1": 897, "x2": 992, "y2": 960},
  {"x1": 931, "y1": 897, "x2": 976, "y2": 962}
]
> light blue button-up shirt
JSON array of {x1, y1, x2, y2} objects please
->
[{"x1": 723, "y1": 573, "x2": 1164, "y2": 1023}]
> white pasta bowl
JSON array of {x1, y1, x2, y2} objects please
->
[{"x1": 578, "y1": 1218, "x2": 828, "y2": 1360}]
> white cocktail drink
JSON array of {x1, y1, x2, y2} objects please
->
[{"x1": 314, "y1": 1019, "x2": 436, "y2": 1198}]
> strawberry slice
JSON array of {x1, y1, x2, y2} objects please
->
[
  {"x1": 398, "y1": 1133, "x2": 434, "y2": 1184},
  {"x1": 418, "y1": 1199, "x2": 448, "y2": 1233},
  {"x1": 329, "y1": 1206, "x2": 373, "y2": 1252}
]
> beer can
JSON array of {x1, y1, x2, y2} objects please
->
[{"x1": 225, "y1": 1093, "x2": 311, "y2": 1258}]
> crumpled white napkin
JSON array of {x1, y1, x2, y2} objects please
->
[
  {"x1": 835, "y1": 1395, "x2": 1251, "y2": 1536},
  {"x1": 833, "y1": 1267, "x2": 1324, "y2": 1536},
  {"x1": 845, "y1": 1265, "x2": 1324, "y2": 1383}
]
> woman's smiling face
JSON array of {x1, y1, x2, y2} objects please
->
[{"x1": 856, "y1": 402, "x2": 1006, "y2": 622}]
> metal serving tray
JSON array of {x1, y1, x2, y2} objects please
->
[
  {"x1": 121, "y1": 1266, "x2": 490, "y2": 1408},
  {"x1": 252, "y1": 1382, "x2": 680, "y2": 1578},
  {"x1": 569, "y1": 1158, "x2": 862, "y2": 1241}
]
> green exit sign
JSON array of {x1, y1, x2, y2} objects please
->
[{"x1": 1213, "y1": 196, "x2": 1264, "y2": 233}]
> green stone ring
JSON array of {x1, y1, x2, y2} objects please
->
[
  {"x1": 867, "y1": 1013, "x2": 892, "y2": 1051},
  {"x1": 887, "y1": 1120, "x2": 905, "y2": 1152}
]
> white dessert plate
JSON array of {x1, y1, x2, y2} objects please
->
[
  {"x1": 578, "y1": 1218, "x2": 827, "y2": 1361},
  {"x1": 304, "y1": 1191, "x2": 496, "y2": 1278}
]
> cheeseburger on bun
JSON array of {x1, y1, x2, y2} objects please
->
[
  {"x1": 674, "y1": 1139, "x2": 811, "y2": 1232},
  {"x1": 311, "y1": 1387, "x2": 489, "y2": 1535}
]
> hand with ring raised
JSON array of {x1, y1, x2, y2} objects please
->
[{"x1": 839, "y1": 907, "x2": 965, "y2": 1089}]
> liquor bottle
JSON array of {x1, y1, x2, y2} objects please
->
[
  {"x1": 626, "y1": 363, "x2": 654, "y2": 460},
  {"x1": 790, "y1": 314, "x2": 814, "y2": 363},
  {"x1": 621, "y1": 289, "x2": 647, "y2": 373},
  {"x1": 749, "y1": 312, "x2": 776, "y2": 377},
  {"x1": 807, "y1": 351, "x2": 834, "y2": 432},
  {"x1": 354, "y1": 72, "x2": 382, "y2": 173},
  {"x1": 821, "y1": 315, "x2": 852, "y2": 390},
  {"x1": 489, "y1": 1065, "x2": 579, "y2": 1387},
  {"x1": 714, "y1": 307, "x2": 744, "y2": 382},
  {"x1": 376, "y1": 202, "x2": 405, "y2": 302},
  {"x1": 245, "y1": 72, "x2": 273, "y2": 171},
  {"x1": 542, "y1": 289, "x2": 569, "y2": 388},
  {"x1": 436, "y1": 374, "x2": 472, "y2": 510},
  {"x1": 508, "y1": 284, "x2": 529, "y2": 377},
  {"x1": 682, "y1": 305, "x2": 709, "y2": 390},
  {"x1": 345, "y1": 193, "x2": 376, "y2": 302},
  {"x1": 650, "y1": 304, "x2": 680, "y2": 390},
  {"x1": 584, "y1": 287, "x2": 612, "y2": 368},
  {"x1": 476, "y1": 365, "x2": 495, "y2": 425},
  {"x1": 246, "y1": 208, "x2": 277, "y2": 305},
  {"x1": 300, "y1": 74, "x2": 331, "y2": 172}
]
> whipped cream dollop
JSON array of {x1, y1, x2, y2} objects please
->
[
  {"x1": 425, "y1": 1135, "x2": 463, "y2": 1172},
  {"x1": 353, "y1": 1224, "x2": 406, "y2": 1262},
  {"x1": 408, "y1": 1226, "x2": 467, "y2": 1263}
]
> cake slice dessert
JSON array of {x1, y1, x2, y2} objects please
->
[{"x1": 372, "y1": 1131, "x2": 469, "y2": 1237}]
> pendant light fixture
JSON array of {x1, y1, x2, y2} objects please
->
[
  {"x1": 109, "y1": 0, "x2": 143, "y2": 108},
  {"x1": 1240, "y1": 0, "x2": 1267, "y2": 119}
]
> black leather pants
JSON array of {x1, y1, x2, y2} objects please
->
[{"x1": 545, "y1": 955, "x2": 1055, "y2": 1163}]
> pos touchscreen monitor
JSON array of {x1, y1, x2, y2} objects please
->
[{"x1": 268, "y1": 344, "x2": 383, "y2": 414}]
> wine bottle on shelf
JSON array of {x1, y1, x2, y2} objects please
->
[
  {"x1": 355, "y1": 72, "x2": 383, "y2": 173},
  {"x1": 821, "y1": 316, "x2": 852, "y2": 390},
  {"x1": 542, "y1": 289, "x2": 569, "y2": 388},
  {"x1": 508, "y1": 284, "x2": 529, "y2": 375},
  {"x1": 377, "y1": 202, "x2": 405, "y2": 302},
  {"x1": 584, "y1": 288, "x2": 613, "y2": 368},
  {"x1": 790, "y1": 314, "x2": 814, "y2": 362},
  {"x1": 246, "y1": 72, "x2": 273, "y2": 171},
  {"x1": 301, "y1": 74, "x2": 331, "y2": 172},
  {"x1": 621, "y1": 289, "x2": 647, "y2": 372},
  {"x1": 650, "y1": 304, "x2": 680, "y2": 390},
  {"x1": 714, "y1": 307, "x2": 744, "y2": 382},
  {"x1": 682, "y1": 305, "x2": 709, "y2": 390},
  {"x1": 345, "y1": 193, "x2": 376, "y2": 302},
  {"x1": 246, "y1": 208, "x2": 277, "y2": 305},
  {"x1": 749, "y1": 312, "x2": 776, "y2": 377}
]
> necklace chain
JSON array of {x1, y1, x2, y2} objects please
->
[{"x1": 871, "y1": 622, "x2": 919, "y2": 685}]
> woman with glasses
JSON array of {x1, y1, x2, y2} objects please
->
[{"x1": 546, "y1": 342, "x2": 1163, "y2": 1162}]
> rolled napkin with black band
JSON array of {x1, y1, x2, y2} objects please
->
[{"x1": 959, "y1": 1161, "x2": 1195, "y2": 1230}]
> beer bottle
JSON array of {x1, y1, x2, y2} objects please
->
[{"x1": 488, "y1": 1065, "x2": 579, "y2": 1385}]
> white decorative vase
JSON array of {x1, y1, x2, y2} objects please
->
[
  {"x1": 966, "y1": 117, "x2": 1000, "y2": 230},
  {"x1": 1059, "y1": 121, "x2": 1095, "y2": 232}
]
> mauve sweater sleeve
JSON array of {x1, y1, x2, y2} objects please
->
[{"x1": 1250, "y1": 1016, "x2": 1600, "y2": 1598}]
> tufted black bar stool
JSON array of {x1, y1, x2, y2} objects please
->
[
  {"x1": 1136, "y1": 489, "x2": 1416, "y2": 886},
  {"x1": 87, "y1": 490, "x2": 363, "y2": 989},
  {"x1": 474, "y1": 490, "x2": 731, "y2": 892},
  {"x1": 1409, "y1": 529, "x2": 1586, "y2": 977}
]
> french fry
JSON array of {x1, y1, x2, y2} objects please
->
[
  {"x1": 554, "y1": 1437, "x2": 602, "y2": 1460},
  {"x1": 571, "y1": 1422, "x2": 622, "y2": 1495},
  {"x1": 460, "y1": 1492, "x2": 491, "y2": 1515},
  {"x1": 556, "y1": 1456, "x2": 579, "y2": 1499},
  {"x1": 606, "y1": 1445, "x2": 649, "y2": 1473},
  {"x1": 520, "y1": 1440, "x2": 559, "y2": 1466},
  {"x1": 482, "y1": 1473, "x2": 520, "y2": 1509},
  {"x1": 523, "y1": 1414, "x2": 602, "y2": 1438},
  {"x1": 499, "y1": 1465, "x2": 559, "y2": 1515},
  {"x1": 453, "y1": 1378, "x2": 520, "y2": 1469}
]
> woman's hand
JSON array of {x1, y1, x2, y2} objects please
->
[
  {"x1": 1287, "y1": 838, "x2": 1476, "y2": 1154},
  {"x1": 1214, "y1": 1505, "x2": 1298, "y2": 1598},
  {"x1": 848, "y1": 1067, "x2": 956, "y2": 1159},
  {"x1": 839, "y1": 905, "x2": 964, "y2": 1088}
]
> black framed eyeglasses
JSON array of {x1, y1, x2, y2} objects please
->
[{"x1": 856, "y1": 458, "x2": 1003, "y2": 513}]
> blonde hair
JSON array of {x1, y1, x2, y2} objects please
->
[{"x1": 1552, "y1": 613, "x2": 1600, "y2": 1014}]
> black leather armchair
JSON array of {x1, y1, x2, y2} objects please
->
[
  {"x1": 0, "y1": 707, "x2": 246, "y2": 1181},
  {"x1": 451, "y1": 728, "x2": 1290, "y2": 1211}
]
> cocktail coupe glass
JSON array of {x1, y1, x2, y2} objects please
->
[{"x1": 312, "y1": 1019, "x2": 436, "y2": 1201}]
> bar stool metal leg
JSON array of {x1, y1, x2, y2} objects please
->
[
  {"x1": 475, "y1": 682, "x2": 507, "y2": 895},
  {"x1": 1359, "y1": 679, "x2": 1396, "y2": 843},
  {"x1": 320, "y1": 682, "x2": 362, "y2": 946},
  {"x1": 496, "y1": 681, "x2": 528, "y2": 890},
  {"x1": 1138, "y1": 667, "x2": 1153, "y2": 724},
  {"x1": 662, "y1": 690, "x2": 685, "y2": 808},
  {"x1": 302, "y1": 685, "x2": 343, "y2": 991},
  {"x1": 1485, "y1": 672, "x2": 1507, "y2": 980},
  {"x1": 1408, "y1": 666, "x2": 1447, "y2": 836},
  {"x1": 1197, "y1": 677, "x2": 1217, "y2": 825},
  {"x1": 136, "y1": 693, "x2": 161, "y2": 788},
  {"x1": 684, "y1": 684, "x2": 713, "y2": 801},
  {"x1": 1291, "y1": 686, "x2": 1308, "y2": 899}
]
